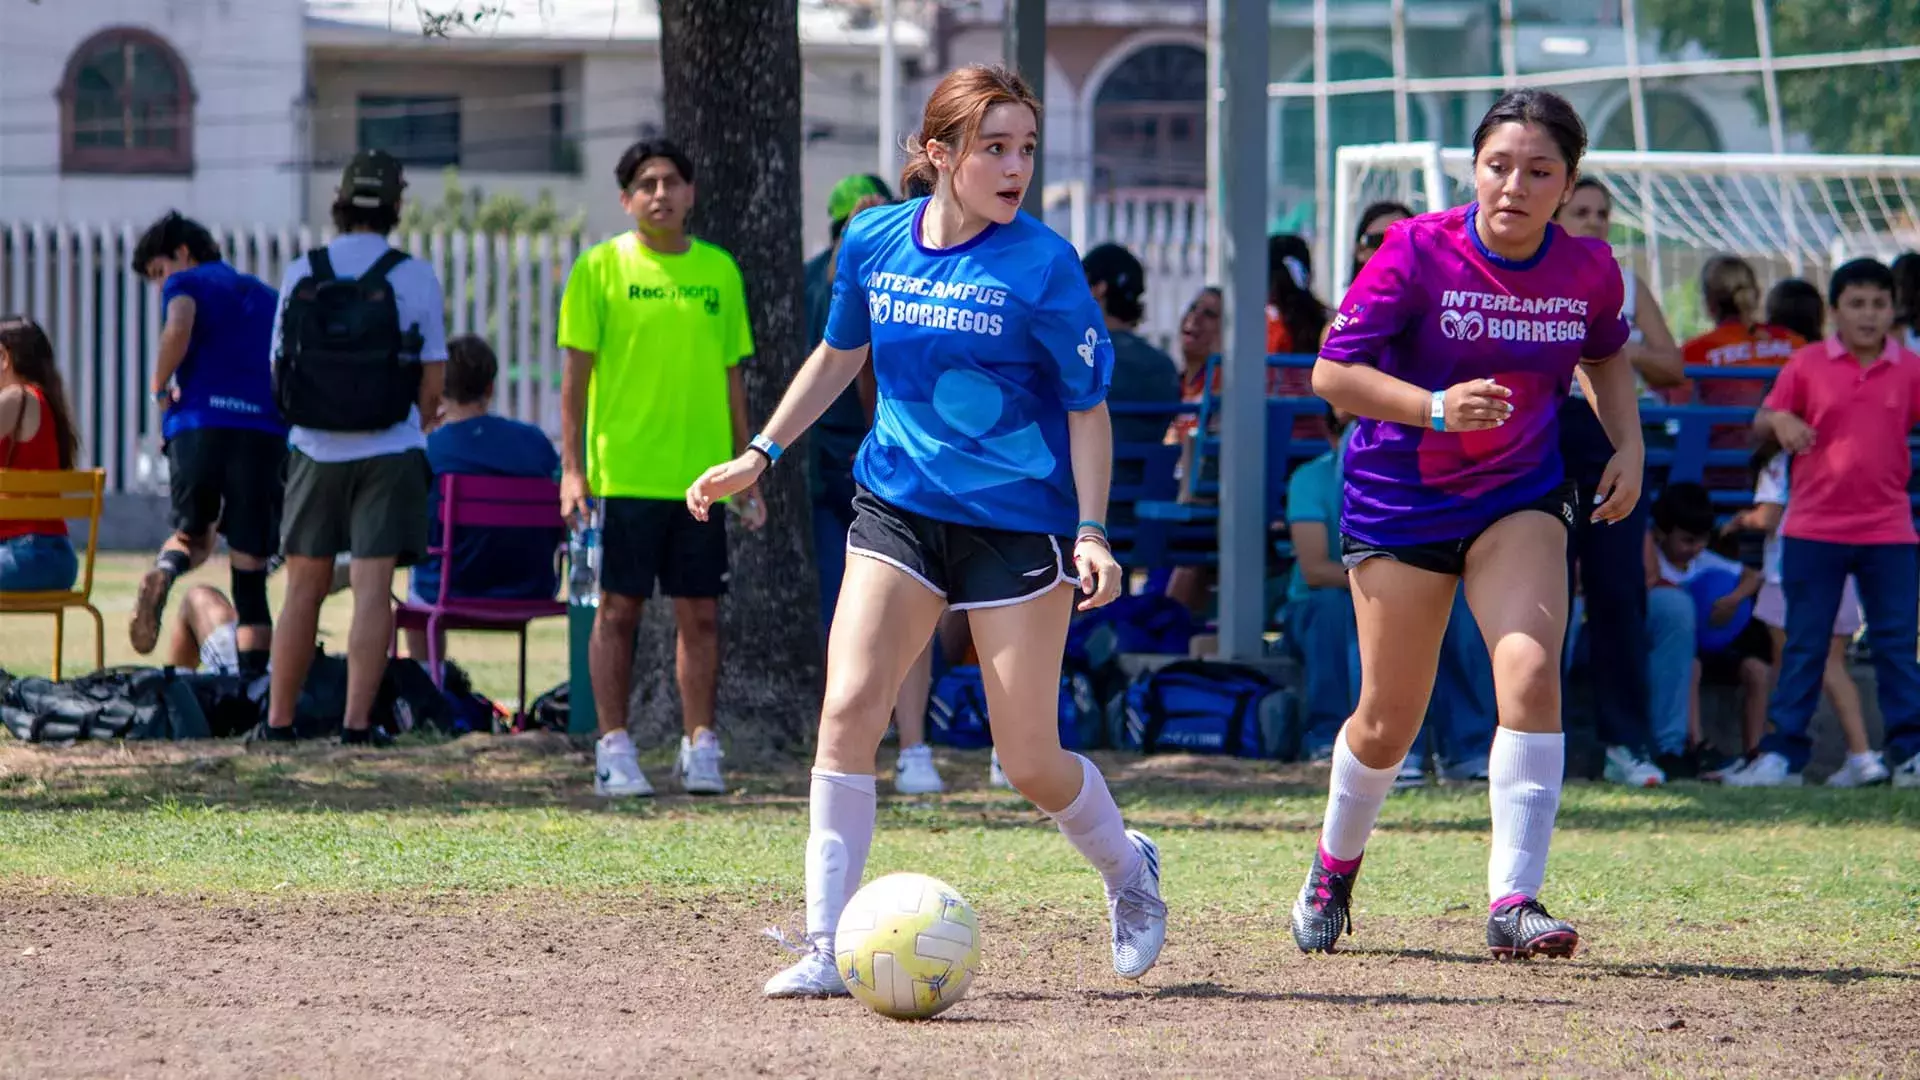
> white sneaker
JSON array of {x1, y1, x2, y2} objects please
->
[
  {"x1": 1110, "y1": 830, "x2": 1167, "y2": 980},
  {"x1": 594, "y1": 734, "x2": 653, "y2": 798},
  {"x1": 763, "y1": 943, "x2": 848, "y2": 998},
  {"x1": 988, "y1": 749, "x2": 1011, "y2": 789},
  {"x1": 894, "y1": 744, "x2": 946, "y2": 795},
  {"x1": 1891, "y1": 753, "x2": 1920, "y2": 788},
  {"x1": 677, "y1": 731, "x2": 727, "y2": 795},
  {"x1": 1602, "y1": 745, "x2": 1666, "y2": 788},
  {"x1": 1825, "y1": 751, "x2": 1890, "y2": 788},
  {"x1": 1722, "y1": 751, "x2": 1803, "y2": 787}
]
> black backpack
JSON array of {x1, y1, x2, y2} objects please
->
[{"x1": 275, "y1": 246, "x2": 426, "y2": 432}]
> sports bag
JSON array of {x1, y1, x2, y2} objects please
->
[
  {"x1": 274, "y1": 246, "x2": 425, "y2": 432},
  {"x1": 1118, "y1": 659, "x2": 1283, "y2": 758},
  {"x1": 927, "y1": 662, "x2": 1103, "y2": 751},
  {"x1": 0, "y1": 666, "x2": 259, "y2": 743}
]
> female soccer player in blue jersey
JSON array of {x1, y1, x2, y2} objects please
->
[{"x1": 688, "y1": 64, "x2": 1168, "y2": 997}]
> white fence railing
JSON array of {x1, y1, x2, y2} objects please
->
[
  {"x1": 1, "y1": 222, "x2": 582, "y2": 493},
  {"x1": 3, "y1": 195, "x2": 1211, "y2": 494}
]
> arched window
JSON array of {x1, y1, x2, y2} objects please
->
[
  {"x1": 59, "y1": 28, "x2": 195, "y2": 175},
  {"x1": 1092, "y1": 42, "x2": 1208, "y2": 192},
  {"x1": 1598, "y1": 91, "x2": 1722, "y2": 153}
]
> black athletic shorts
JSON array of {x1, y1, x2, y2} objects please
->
[
  {"x1": 601, "y1": 496, "x2": 729, "y2": 600},
  {"x1": 846, "y1": 485, "x2": 1073, "y2": 610},
  {"x1": 1701, "y1": 614, "x2": 1774, "y2": 683},
  {"x1": 1340, "y1": 479, "x2": 1578, "y2": 578},
  {"x1": 166, "y1": 427, "x2": 288, "y2": 558}
]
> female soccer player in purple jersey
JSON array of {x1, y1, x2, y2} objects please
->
[
  {"x1": 1290, "y1": 89, "x2": 1644, "y2": 960},
  {"x1": 686, "y1": 64, "x2": 1167, "y2": 999}
]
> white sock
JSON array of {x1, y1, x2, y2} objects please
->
[
  {"x1": 598, "y1": 729, "x2": 633, "y2": 753},
  {"x1": 1319, "y1": 728, "x2": 1401, "y2": 865},
  {"x1": 1046, "y1": 754, "x2": 1143, "y2": 895},
  {"x1": 1487, "y1": 728, "x2": 1565, "y2": 906},
  {"x1": 804, "y1": 769, "x2": 876, "y2": 950}
]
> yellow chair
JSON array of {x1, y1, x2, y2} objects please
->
[{"x1": 0, "y1": 468, "x2": 105, "y2": 680}]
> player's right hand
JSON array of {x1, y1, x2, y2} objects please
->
[
  {"x1": 1441, "y1": 378, "x2": 1513, "y2": 432},
  {"x1": 1772, "y1": 411, "x2": 1816, "y2": 453},
  {"x1": 686, "y1": 454, "x2": 768, "y2": 523},
  {"x1": 560, "y1": 470, "x2": 593, "y2": 526}
]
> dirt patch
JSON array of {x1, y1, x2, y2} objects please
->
[{"x1": 1, "y1": 893, "x2": 1913, "y2": 1080}]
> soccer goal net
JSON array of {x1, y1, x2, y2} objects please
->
[{"x1": 1335, "y1": 142, "x2": 1920, "y2": 335}]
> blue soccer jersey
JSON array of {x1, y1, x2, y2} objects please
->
[{"x1": 824, "y1": 199, "x2": 1115, "y2": 536}]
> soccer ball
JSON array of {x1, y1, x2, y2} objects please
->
[{"x1": 834, "y1": 873, "x2": 981, "y2": 1020}]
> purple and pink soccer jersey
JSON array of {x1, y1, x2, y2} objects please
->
[{"x1": 1321, "y1": 203, "x2": 1630, "y2": 547}]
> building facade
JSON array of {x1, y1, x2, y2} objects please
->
[{"x1": 1, "y1": 0, "x2": 926, "y2": 247}]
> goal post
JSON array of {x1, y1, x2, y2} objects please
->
[{"x1": 1334, "y1": 142, "x2": 1920, "y2": 327}]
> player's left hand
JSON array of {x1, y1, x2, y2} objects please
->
[
  {"x1": 729, "y1": 482, "x2": 768, "y2": 531},
  {"x1": 1074, "y1": 536, "x2": 1122, "y2": 611},
  {"x1": 1593, "y1": 444, "x2": 1644, "y2": 525}
]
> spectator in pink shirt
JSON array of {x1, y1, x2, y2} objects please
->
[{"x1": 1735, "y1": 258, "x2": 1920, "y2": 787}]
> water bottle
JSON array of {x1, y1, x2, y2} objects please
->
[{"x1": 568, "y1": 499, "x2": 601, "y2": 608}]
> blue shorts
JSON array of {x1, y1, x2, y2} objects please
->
[{"x1": 0, "y1": 533, "x2": 78, "y2": 592}]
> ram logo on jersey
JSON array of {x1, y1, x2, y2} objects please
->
[
  {"x1": 1076, "y1": 328, "x2": 1099, "y2": 367},
  {"x1": 870, "y1": 290, "x2": 893, "y2": 325}
]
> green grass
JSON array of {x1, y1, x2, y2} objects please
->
[
  {"x1": 0, "y1": 552, "x2": 567, "y2": 705},
  {"x1": 2, "y1": 742, "x2": 1914, "y2": 969}
]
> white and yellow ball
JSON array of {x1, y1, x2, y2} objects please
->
[{"x1": 834, "y1": 873, "x2": 981, "y2": 1020}]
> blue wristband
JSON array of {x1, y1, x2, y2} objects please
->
[
  {"x1": 1428, "y1": 389, "x2": 1447, "y2": 433},
  {"x1": 1077, "y1": 519, "x2": 1107, "y2": 537},
  {"x1": 749, "y1": 433, "x2": 783, "y2": 464}
]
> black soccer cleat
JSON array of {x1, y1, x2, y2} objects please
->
[
  {"x1": 339, "y1": 725, "x2": 393, "y2": 748},
  {"x1": 1487, "y1": 898, "x2": 1579, "y2": 960},
  {"x1": 1291, "y1": 848, "x2": 1361, "y2": 954}
]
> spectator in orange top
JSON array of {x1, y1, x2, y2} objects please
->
[
  {"x1": 1675, "y1": 256, "x2": 1804, "y2": 491},
  {"x1": 1674, "y1": 255, "x2": 1803, "y2": 407}
]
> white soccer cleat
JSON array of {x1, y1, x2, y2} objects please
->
[
  {"x1": 988, "y1": 749, "x2": 1011, "y2": 789},
  {"x1": 594, "y1": 736, "x2": 653, "y2": 798},
  {"x1": 1722, "y1": 751, "x2": 1803, "y2": 787},
  {"x1": 763, "y1": 943, "x2": 849, "y2": 998},
  {"x1": 1602, "y1": 745, "x2": 1666, "y2": 789},
  {"x1": 677, "y1": 731, "x2": 727, "y2": 795},
  {"x1": 1824, "y1": 751, "x2": 1890, "y2": 788},
  {"x1": 1109, "y1": 830, "x2": 1167, "y2": 981},
  {"x1": 894, "y1": 744, "x2": 946, "y2": 795}
]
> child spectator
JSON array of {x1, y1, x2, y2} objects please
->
[
  {"x1": 0, "y1": 317, "x2": 81, "y2": 593},
  {"x1": 1720, "y1": 443, "x2": 1887, "y2": 786},
  {"x1": 1765, "y1": 277, "x2": 1826, "y2": 345},
  {"x1": 1644, "y1": 483, "x2": 1769, "y2": 771},
  {"x1": 402, "y1": 335, "x2": 564, "y2": 664},
  {"x1": 1739, "y1": 258, "x2": 1920, "y2": 787}
]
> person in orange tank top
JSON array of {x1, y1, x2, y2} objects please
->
[
  {"x1": 1673, "y1": 256, "x2": 1803, "y2": 490},
  {"x1": 0, "y1": 316, "x2": 82, "y2": 593}
]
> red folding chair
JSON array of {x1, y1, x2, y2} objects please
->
[{"x1": 393, "y1": 473, "x2": 567, "y2": 723}]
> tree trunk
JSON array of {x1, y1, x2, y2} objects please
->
[{"x1": 623, "y1": 0, "x2": 820, "y2": 763}]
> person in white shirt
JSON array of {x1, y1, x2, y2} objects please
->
[
  {"x1": 1642, "y1": 482, "x2": 1767, "y2": 772},
  {"x1": 256, "y1": 150, "x2": 448, "y2": 746},
  {"x1": 1718, "y1": 449, "x2": 1887, "y2": 787}
]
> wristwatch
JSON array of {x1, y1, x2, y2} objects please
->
[{"x1": 1429, "y1": 389, "x2": 1447, "y2": 432}]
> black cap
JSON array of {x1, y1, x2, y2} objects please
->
[
  {"x1": 339, "y1": 149, "x2": 407, "y2": 210},
  {"x1": 1082, "y1": 242, "x2": 1145, "y2": 305}
]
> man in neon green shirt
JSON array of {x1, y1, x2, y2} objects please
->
[{"x1": 558, "y1": 138, "x2": 765, "y2": 799}]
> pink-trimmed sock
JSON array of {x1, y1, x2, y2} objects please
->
[
  {"x1": 1318, "y1": 842, "x2": 1362, "y2": 875},
  {"x1": 1318, "y1": 728, "x2": 1402, "y2": 863}
]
